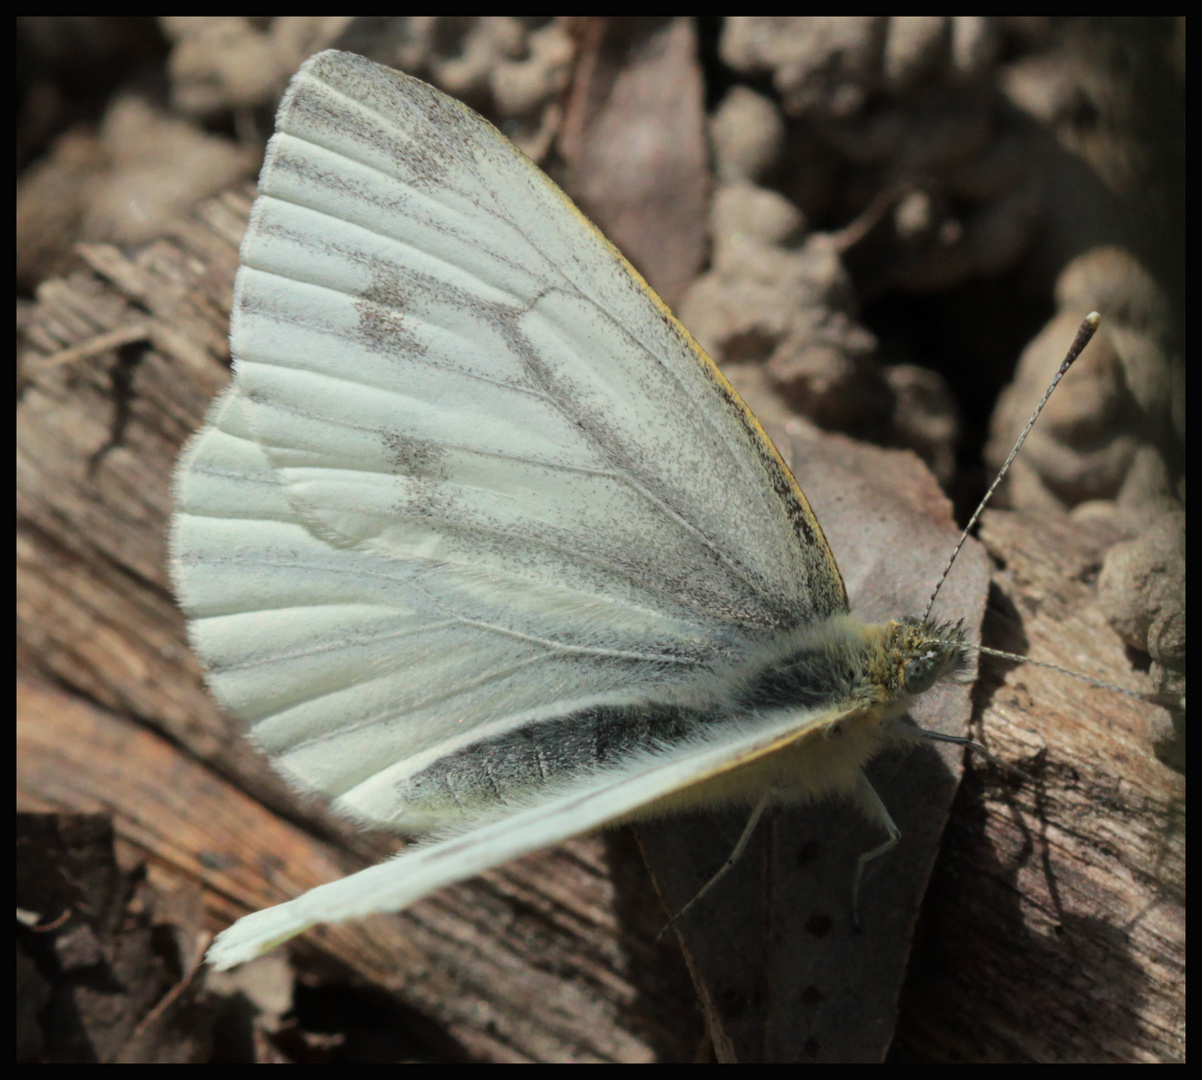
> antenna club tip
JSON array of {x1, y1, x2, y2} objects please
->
[{"x1": 1063, "y1": 312, "x2": 1102, "y2": 370}]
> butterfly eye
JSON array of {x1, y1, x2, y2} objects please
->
[{"x1": 903, "y1": 652, "x2": 942, "y2": 695}]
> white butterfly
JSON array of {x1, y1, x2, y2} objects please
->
[{"x1": 172, "y1": 49, "x2": 973, "y2": 969}]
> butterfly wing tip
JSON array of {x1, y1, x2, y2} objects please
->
[{"x1": 204, "y1": 907, "x2": 312, "y2": 971}]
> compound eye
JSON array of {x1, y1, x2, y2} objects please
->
[{"x1": 904, "y1": 654, "x2": 940, "y2": 694}]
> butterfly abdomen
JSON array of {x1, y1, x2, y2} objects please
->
[{"x1": 394, "y1": 699, "x2": 722, "y2": 818}]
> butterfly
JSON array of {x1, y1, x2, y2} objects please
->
[{"x1": 171, "y1": 49, "x2": 988, "y2": 971}]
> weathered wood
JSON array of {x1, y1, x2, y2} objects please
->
[{"x1": 896, "y1": 509, "x2": 1184, "y2": 1063}]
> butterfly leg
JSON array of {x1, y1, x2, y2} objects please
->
[
  {"x1": 657, "y1": 789, "x2": 774, "y2": 938},
  {"x1": 850, "y1": 769, "x2": 901, "y2": 929}
]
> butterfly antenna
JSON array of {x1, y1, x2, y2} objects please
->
[
  {"x1": 969, "y1": 643, "x2": 1171, "y2": 705},
  {"x1": 922, "y1": 311, "x2": 1101, "y2": 622}
]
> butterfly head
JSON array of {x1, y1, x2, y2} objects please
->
[{"x1": 881, "y1": 616, "x2": 971, "y2": 702}]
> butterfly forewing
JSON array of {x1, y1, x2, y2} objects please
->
[{"x1": 173, "y1": 51, "x2": 848, "y2": 830}]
